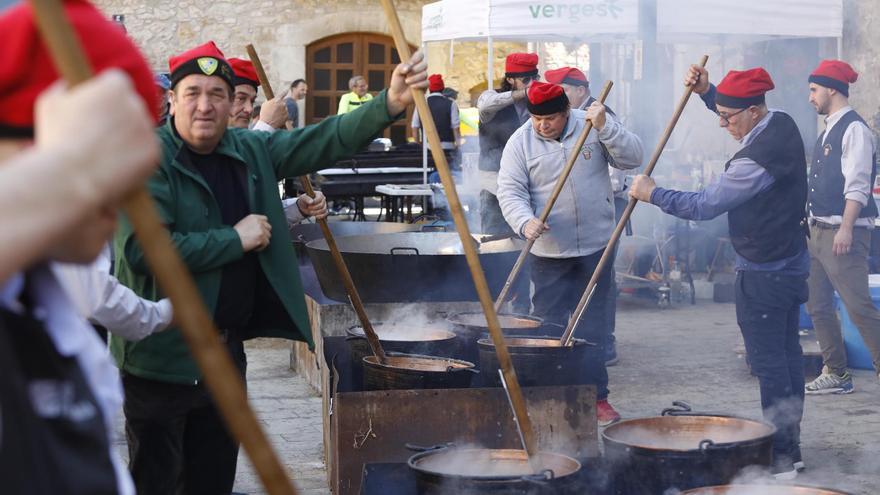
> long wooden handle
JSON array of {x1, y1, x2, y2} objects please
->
[
  {"x1": 494, "y1": 81, "x2": 613, "y2": 312},
  {"x1": 559, "y1": 55, "x2": 709, "y2": 346},
  {"x1": 378, "y1": 0, "x2": 538, "y2": 459},
  {"x1": 29, "y1": 3, "x2": 298, "y2": 494},
  {"x1": 245, "y1": 44, "x2": 387, "y2": 363}
]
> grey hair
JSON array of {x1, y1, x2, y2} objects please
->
[{"x1": 349, "y1": 75, "x2": 366, "y2": 90}]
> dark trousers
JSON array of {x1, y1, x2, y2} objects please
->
[
  {"x1": 123, "y1": 340, "x2": 247, "y2": 495},
  {"x1": 735, "y1": 270, "x2": 807, "y2": 464},
  {"x1": 530, "y1": 250, "x2": 611, "y2": 399}
]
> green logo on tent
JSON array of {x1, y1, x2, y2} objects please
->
[{"x1": 197, "y1": 57, "x2": 218, "y2": 75}]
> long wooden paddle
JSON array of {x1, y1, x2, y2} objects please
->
[
  {"x1": 559, "y1": 55, "x2": 710, "y2": 346},
  {"x1": 29, "y1": 2, "x2": 299, "y2": 493},
  {"x1": 245, "y1": 44, "x2": 387, "y2": 364},
  {"x1": 378, "y1": 0, "x2": 539, "y2": 460},
  {"x1": 494, "y1": 81, "x2": 614, "y2": 312}
]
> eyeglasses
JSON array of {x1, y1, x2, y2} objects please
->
[
  {"x1": 519, "y1": 74, "x2": 541, "y2": 85},
  {"x1": 716, "y1": 107, "x2": 749, "y2": 126}
]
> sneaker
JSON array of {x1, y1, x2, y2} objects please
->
[
  {"x1": 597, "y1": 399, "x2": 621, "y2": 426},
  {"x1": 792, "y1": 447, "x2": 805, "y2": 472},
  {"x1": 805, "y1": 370, "x2": 854, "y2": 395},
  {"x1": 605, "y1": 341, "x2": 619, "y2": 366},
  {"x1": 772, "y1": 464, "x2": 798, "y2": 481}
]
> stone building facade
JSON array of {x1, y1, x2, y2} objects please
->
[
  {"x1": 95, "y1": 0, "x2": 426, "y2": 91},
  {"x1": 842, "y1": 0, "x2": 880, "y2": 131},
  {"x1": 95, "y1": 0, "x2": 878, "y2": 134}
]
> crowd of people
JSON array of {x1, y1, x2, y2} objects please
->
[
  {"x1": 0, "y1": 0, "x2": 428, "y2": 492},
  {"x1": 2, "y1": 0, "x2": 879, "y2": 492},
  {"x1": 463, "y1": 50, "x2": 879, "y2": 478}
]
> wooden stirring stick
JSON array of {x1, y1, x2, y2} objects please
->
[
  {"x1": 29, "y1": 2, "x2": 300, "y2": 494},
  {"x1": 377, "y1": 0, "x2": 539, "y2": 461},
  {"x1": 559, "y1": 55, "x2": 710, "y2": 346},
  {"x1": 245, "y1": 44, "x2": 387, "y2": 363}
]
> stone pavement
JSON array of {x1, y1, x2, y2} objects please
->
[
  {"x1": 609, "y1": 297, "x2": 880, "y2": 495},
  {"x1": 115, "y1": 297, "x2": 880, "y2": 494}
]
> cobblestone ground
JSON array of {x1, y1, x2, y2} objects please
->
[{"x1": 115, "y1": 298, "x2": 880, "y2": 494}]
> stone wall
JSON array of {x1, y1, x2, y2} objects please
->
[
  {"x1": 425, "y1": 40, "x2": 527, "y2": 107},
  {"x1": 93, "y1": 0, "x2": 427, "y2": 94},
  {"x1": 95, "y1": 0, "x2": 878, "y2": 124},
  {"x1": 842, "y1": 0, "x2": 880, "y2": 131}
]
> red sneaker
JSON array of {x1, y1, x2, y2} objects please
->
[{"x1": 597, "y1": 399, "x2": 621, "y2": 426}]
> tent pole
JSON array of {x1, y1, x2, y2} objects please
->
[
  {"x1": 423, "y1": 41, "x2": 429, "y2": 187},
  {"x1": 487, "y1": 36, "x2": 493, "y2": 90}
]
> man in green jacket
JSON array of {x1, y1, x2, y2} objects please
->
[{"x1": 111, "y1": 40, "x2": 427, "y2": 494}]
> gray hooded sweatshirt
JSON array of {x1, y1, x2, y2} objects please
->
[{"x1": 497, "y1": 108, "x2": 643, "y2": 258}]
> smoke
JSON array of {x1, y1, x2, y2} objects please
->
[
  {"x1": 379, "y1": 303, "x2": 440, "y2": 333},
  {"x1": 369, "y1": 303, "x2": 456, "y2": 357}
]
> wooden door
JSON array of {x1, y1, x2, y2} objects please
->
[{"x1": 306, "y1": 32, "x2": 413, "y2": 145}]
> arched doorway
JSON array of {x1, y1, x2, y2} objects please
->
[{"x1": 305, "y1": 32, "x2": 413, "y2": 145}]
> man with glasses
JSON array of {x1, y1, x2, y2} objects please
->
[
  {"x1": 629, "y1": 66, "x2": 809, "y2": 479},
  {"x1": 477, "y1": 52, "x2": 539, "y2": 314}
]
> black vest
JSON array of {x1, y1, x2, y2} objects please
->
[
  {"x1": 726, "y1": 112, "x2": 808, "y2": 263},
  {"x1": 418, "y1": 94, "x2": 455, "y2": 144},
  {"x1": 808, "y1": 109, "x2": 878, "y2": 218},
  {"x1": 0, "y1": 306, "x2": 118, "y2": 495},
  {"x1": 478, "y1": 100, "x2": 525, "y2": 172}
]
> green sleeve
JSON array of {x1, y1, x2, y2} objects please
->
[
  {"x1": 266, "y1": 89, "x2": 401, "y2": 179},
  {"x1": 120, "y1": 168, "x2": 244, "y2": 275}
]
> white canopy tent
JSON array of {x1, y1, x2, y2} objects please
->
[
  {"x1": 422, "y1": 0, "x2": 639, "y2": 42},
  {"x1": 421, "y1": 0, "x2": 640, "y2": 82},
  {"x1": 416, "y1": 0, "x2": 843, "y2": 185},
  {"x1": 657, "y1": 0, "x2": 843, "y2": 44},
  {"x1": 418, "y1": 0, "x2": 641, "y2": 184}
]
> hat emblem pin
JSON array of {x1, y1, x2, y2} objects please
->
[{"x1": 197, "y1": 57, "x2": 218, "y2": 75}]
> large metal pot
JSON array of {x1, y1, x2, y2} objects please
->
[
  {"x1": 288, "y1": 221, "x2": 424, "y2": 261},
  {"x1": 477, "y1": 337, "x2": 591, "y2": 387},
  {"x1": 362, "y1": 352, "x2": 477, "y2": 390},
  {"x1": 447, "y1": 313, "x2": 564, "y2": 364},
  {"x1": 602, "y1": 402, "x2": 776, "y2": 495},
  {"x1": 679, "y1": 486, "x2": 852, "y2": 495},
  {"x1": 407, "y1": 445, "x2": 582, "y2": 495},
  {"x1": 346, "y1": 324, "x2": 460, "y2": 387},
  {"x1": 305, "y1": 233, "x2": 524, "y2": 303}
]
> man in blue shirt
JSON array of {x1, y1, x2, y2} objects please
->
[{"x1": 630, "y1": 66, "x2": 809, "y2": 479}]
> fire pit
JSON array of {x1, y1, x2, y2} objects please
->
[
  {"x1": 679, "y1": 486, "x2": 852, "y2": 495},
  {"x1": 362, "y1": 352, "x2": 477, "y2": 390},
  {"x1": 447, "y1": 312, "x2": 564, "y2": 364},
  {"x1": 602, "y1": 402, "x2": 776, "y2": 494},
  {"x1": 407, "y1": 445, "x2": 582, "y2": 495},
  {"x1": 477, "y1": 336, "x2": 591, "y2": 387},
  {"x1": 346, "y1": 324, "x2": 460, "y2": 386}
]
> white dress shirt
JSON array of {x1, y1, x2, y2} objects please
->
[
  {"x1": 52, "y1": 244, "x2": 172, "y2": 341},
  {"x1": 411, "y1": 93, "x2": 461, "y2": 150}
]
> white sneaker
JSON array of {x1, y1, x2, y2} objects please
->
[
  {"x1": 772, "y1": 466, "x2": 798, "y2": 481},
  {"x1": 805, "y1": 370, "x2": 853, "y2": 395}
]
